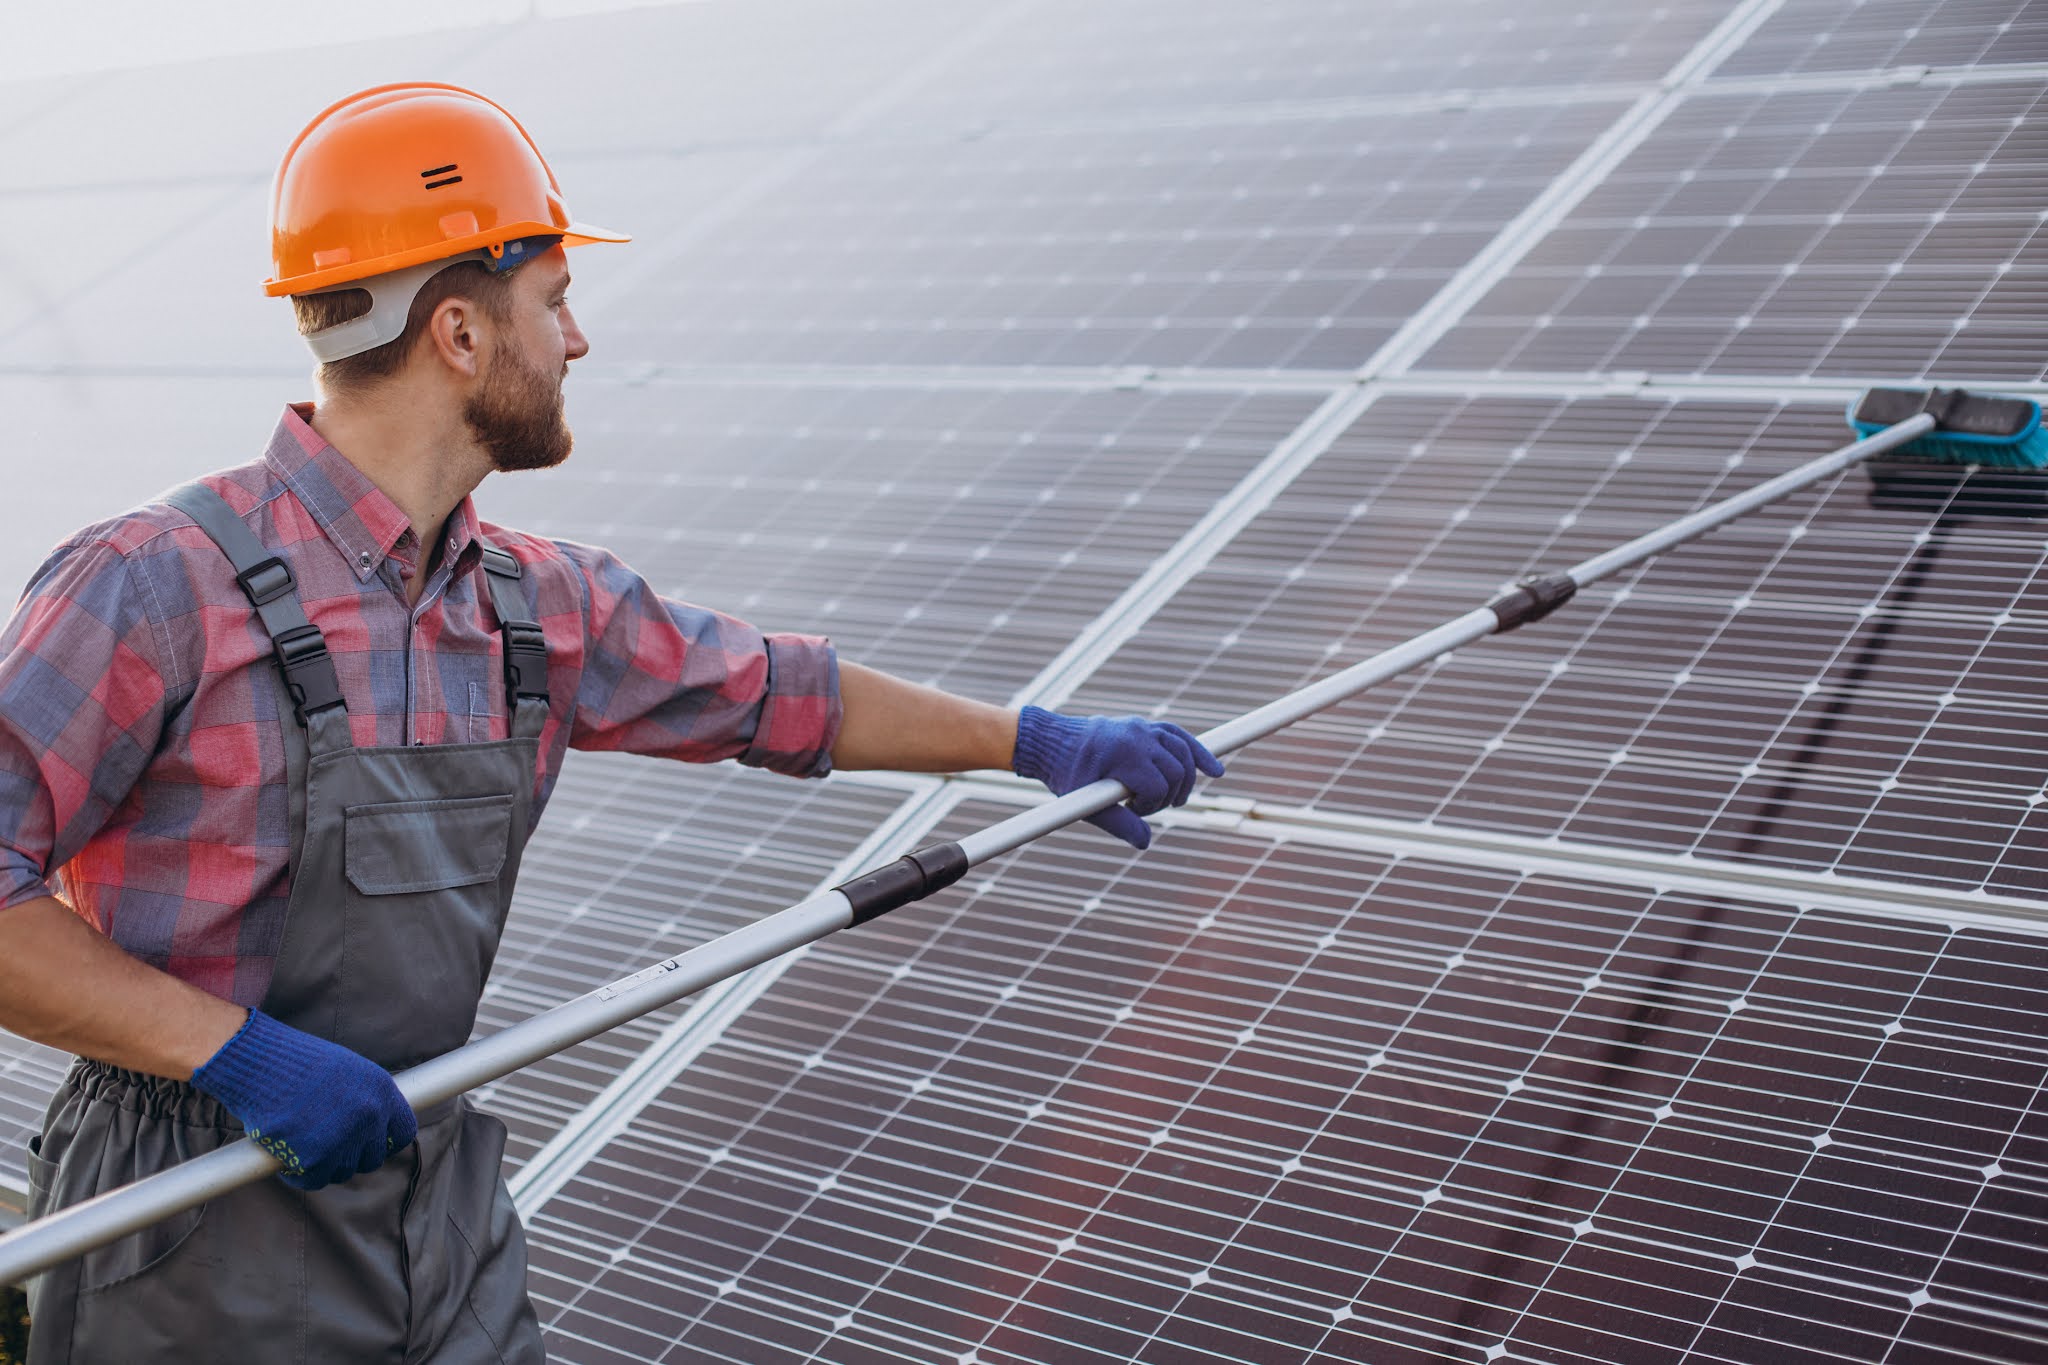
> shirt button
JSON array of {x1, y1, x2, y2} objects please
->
[{"x1": 359, "y1": 550, "x2": 374, "y2": 569}]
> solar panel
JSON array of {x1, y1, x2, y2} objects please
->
[
  {"x1": 480, "y1": 378, "x2": 1321, "y2": 697},
  {"x1": 1715, "y1": 0, "x2": 2048, "y2": 77},
  {"x1": 519, "y1": 807, "x2": 2048, "y2": 1363},
  {"x1": 882, "y1": 0, "x2": 1736, "y2": 124},
  {"x1": 0, "y1": 183, "x2": 244, "y2": 352},
  {"x1": 0, "y1": 1042, "x2": 64, "y2": 1218},
  {"x1": 1067, "y1": 391, "x2": 2048, "y2": 894},
  {"x1": 435, "y1": 0, "x2": 968, "y2": 152},
  {"x1": 0, "y1": 27, "x2": 496, "y2": 190},
  {"x1": 1417, "y1": 80, "x2": 2048, "y2": 381},
  {"x1": 590, "y1": 102, "x2": 1626, "y2": 372}
]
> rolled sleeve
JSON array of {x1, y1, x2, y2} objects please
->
[
  {"x1": 559, "y1": 540, "x2": 842, "y2": 776},
  {"x1": 742, "y1": 632, "x2": 841, "y2": 778}
]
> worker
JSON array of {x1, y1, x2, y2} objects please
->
[{"x1": 0, "y1": 84, "x2": 1222, "y2": 1363}]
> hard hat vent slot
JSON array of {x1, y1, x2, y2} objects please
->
[{"x1": 420, "y1": 163, "x2": 463, "y2": 190}]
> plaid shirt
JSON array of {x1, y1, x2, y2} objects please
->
[{"x1": 0, "y1": 405, "x2": 840, "y2": 1007}]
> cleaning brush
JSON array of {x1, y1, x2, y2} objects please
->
[{"x1": 1850, "y1": 387, "x2": 2048, "y2": 468}]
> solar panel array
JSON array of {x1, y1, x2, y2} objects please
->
[
  {"x1": 6, "y1": 0, "x2": 2048, "y2": 1362},
  {"x1": 528, "y1": 806, "x2": 2048, "y2": 1365}
]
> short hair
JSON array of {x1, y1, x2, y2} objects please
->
[{"x1": 290, "y1": 260, "x2": 519, "y2": 394}]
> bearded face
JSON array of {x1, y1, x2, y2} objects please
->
[{"x1": 464, "y1": 336, "x2": 573, "y2": 473}]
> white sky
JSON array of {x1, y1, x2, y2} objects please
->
[{"x1": 1, "y1": 0, "x2": 696, "y2": 83}]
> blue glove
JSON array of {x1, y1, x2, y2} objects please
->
[
  {"x1": 1012, "y1": 705, "x2": 1226, "y2": 849},
  {"x1": 190, "y1": 1009, "x2": 418, "y2": 1190}
]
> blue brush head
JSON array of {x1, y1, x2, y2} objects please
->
[{"x1": 1848, "y1": 388, "x2": 2048, "y2": 469}]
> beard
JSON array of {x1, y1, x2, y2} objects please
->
[{"x1": 465, "y1": 343, "x2": 574, "y2": 473}]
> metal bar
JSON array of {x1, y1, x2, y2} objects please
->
[{"x1": 0, "y1": 414, "x2": 1936, "y2": 1288}]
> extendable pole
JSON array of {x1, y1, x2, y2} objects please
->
[{"x1": 0, "y1": 410, "x2": 1937, "y2": 1287}]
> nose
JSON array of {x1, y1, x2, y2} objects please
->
[{"x1": 562, "y1": 304, "x2": 590, "y2": 363}]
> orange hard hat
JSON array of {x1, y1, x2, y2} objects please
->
[{"x1": 265, "y1": 82, "x2": 627, "y2": 298}]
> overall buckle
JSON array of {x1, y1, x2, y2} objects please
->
[
  {"x1": 234, "y1": 556, "x2": 296, "y2": 607},
  {"x1": 272, "y1": 624, "x2": 346, "y2": 725},
  {"x1": 501, "y1": 621, "x2": 550, "y2": 705}
]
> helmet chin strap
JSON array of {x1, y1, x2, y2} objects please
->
[{"x1": 299, "y1": 234, "x2": 561, "y2": 362}]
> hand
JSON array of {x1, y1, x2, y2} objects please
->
[
  {"x1": 189, "y1": 1010, "x2": 418, "y2": 1190},
  {"x1": 1012, "y1": 706, "x2": 1226, "y2": 849}
]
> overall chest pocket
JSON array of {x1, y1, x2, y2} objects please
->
[
  {"x1": 337, "y1": 793, "x2": 517, "y2": 1067},
  {"x1": 344, "y1": 794, "x2": 512, "y2": 895}
]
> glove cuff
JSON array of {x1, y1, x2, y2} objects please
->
[
  {"x1": 1011, "y1": 705, "x2": 1073, "y2": 783},
  {"x1": 189, "y1": 1009, "x2": 315, "y2": 1119}
]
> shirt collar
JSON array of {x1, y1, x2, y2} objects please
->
[{"x1": 265, "y1": 404, "x2": 484, "y2": 585}]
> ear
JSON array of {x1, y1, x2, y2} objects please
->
[{"x1": 423, "y1": 296, "x2": 488, "y2": 379}]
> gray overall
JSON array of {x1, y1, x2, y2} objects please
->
[{"x1": 25, "y1": 483, "x2": 551, "y2": 1363}]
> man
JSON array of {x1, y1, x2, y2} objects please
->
[{"x1": 0, "y1": 84, "x2": 1220, "y2": 1362}]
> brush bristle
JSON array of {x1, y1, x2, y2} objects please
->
[
  {"x1": 1848, "y1": 422, "x2": 2048, "y2": 468},
  {"x1": 1848, "y1": 391, "x2": 2048, "y2": 469}
]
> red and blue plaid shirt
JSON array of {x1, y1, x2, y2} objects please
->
[{"x1": 0, "y1": 405, "x2": 840, "y2": 1007}]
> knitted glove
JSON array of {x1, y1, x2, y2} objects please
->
[
  {"x1": 1012, "y1": 705, "x2": 1225, "y2": 849},
  {"x1": 190, "y1": 1009, "x2": 418, "y2": 1190}
]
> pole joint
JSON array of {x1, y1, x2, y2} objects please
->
[
  {"x1": 1485, "y1": 572, "x2": 1578, "y2": 632},
  {"x1": 836, "y1": 842, "x2": 970, "y2": 926}
]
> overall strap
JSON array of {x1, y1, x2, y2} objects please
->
[
  {"x1": 477, "y1": 543, "x2": 551, "y2": 741},
  {"x1": 160, "y1": 483, "x2": 348, "y2": 732}
]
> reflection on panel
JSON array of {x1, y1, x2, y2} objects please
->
[
  {"x1": 440, "y1": 0, "x2": 966, "y2": 153},
  {"x1": 0, "y1": 151, "x2": 769, "y2": 373},
  {"x1": 482, "y1": 380, "x2": 1318, "y2": 698},
  {"x1": 0, "y1": 375, "x2": 302, "y2": 597},
  {"x1": 479, "y1": 755, "x2": 909, "y2": 1171},
  {"x1": 0, "y1": 30, "x2": 496, "y2": 191},
  {"x1": 1421, "y1": 83, "x2": 2048, "y2": 381},
  {"x1": 1069, "y1": 393, "x2": 2048, "y2": 893},
  {"x1": 1716, "y1": 0, "x2": 2048, "y2": 77},
  {"x1": 523, "y1": 810, "x2": 2048, "y2": 1364},
  {"x1": 0, "y1": 183, "x2": 242, "y2": 351},
  {"x1": 596, "y1": 104, "x2": 1623, "y2": 372},
  {"x1": 886, "y1": 0, "x2": 1735, "y2": 124}
]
